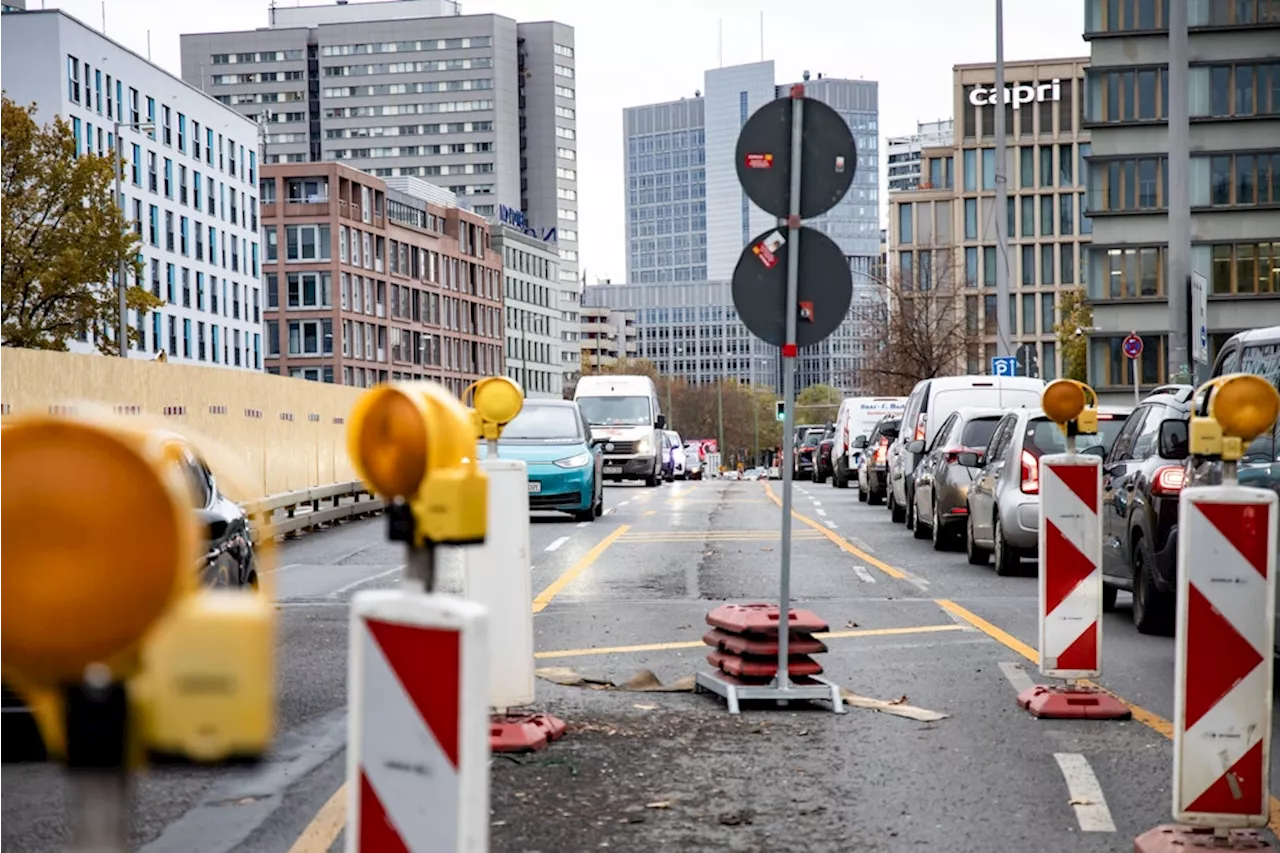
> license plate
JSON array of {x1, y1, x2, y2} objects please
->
[
  {"x1": 528, "y1": 481, "x2": 542, "y2": 494},
  {"x1": 603, "y1": 466, "x2": 623, "y2": 475}
]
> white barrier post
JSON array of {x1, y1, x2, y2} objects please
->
[{"x1": 346, "y1": 590, "x2": 490, "y2": 853}]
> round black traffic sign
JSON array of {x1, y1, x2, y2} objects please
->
[
  {"x1": 731, "y1": 226, "x2": 853, "y2": 348},
  {"x1": 735, "y1": 95, "x2": 857, "y2": 220}
]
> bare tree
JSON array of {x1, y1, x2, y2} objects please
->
[{"x1": 855, "y1": 245, "x2": 976, "y2": 396}]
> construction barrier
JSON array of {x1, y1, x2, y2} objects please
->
[{"x1": 346, "y1": 591, "x2": 490, "y2": 853}]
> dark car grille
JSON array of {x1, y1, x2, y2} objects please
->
[
  {"x1": 598, "y1": 440, "x2": 638, "y2": 454},
  {"x1": 530, "y1": 492, "x2": 580, "y2": 509}
]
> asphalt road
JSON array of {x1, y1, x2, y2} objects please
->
[{"x1": 3, "y1": 476, "x2": 1279, "y2": 851}]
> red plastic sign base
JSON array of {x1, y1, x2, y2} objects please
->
[
  {"x1": 1017, "y1": 684, "x2": 1132, "y2": 720},
  {"x1": 490, "y1": 713, "x2": 567, "y2": 753},
  {"x1": 706, "y1": 603, "x2": 829, "y2": 635},
  {"x1": 706, "y1": 649, "x2": 824, "y2": 679},
  {"x1": 1134, "y1": 825, "x2": 1271, "y2": 851},
  {"x1": 702, "y1": 628, "x2": 828, "y2": 656}
]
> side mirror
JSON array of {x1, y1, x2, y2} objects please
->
[
  {"x1": 655, "y1": 414, "x2": 667, "y2": 430},
  {"x1": 198, "y1": 508, "x2": 229, "y2": 542},
  {"x1": 1158, "y1": 419, "x2": 1190, "y2": 460},
  {"x1": 906, "y1": 439, "x2": 925, "y2": 454},
  {"x1": 883, "y1": 428, "x2": 900, "y2": 440},
  {"x1": 853, "y1": 435, "x2": 868, "y2": 449},
  {"x1": 1081, "y1": 444, "x2": 1107, "y2": 458},
  {"x1": 956, "y1": 451, "x2": 983, "y2": 467}
]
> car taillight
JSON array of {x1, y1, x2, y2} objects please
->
[
  {"x1": 1152, "y1": 465, "x2": 1186, "y2": 495},
  {"x1": 874, "y1": 438, "x2": 888, "y2": 463},
  {"x1": 1020, "y1": 450, "x2": 1039, "y2": 494},
  {"x1": 914, "y1": 413, "x2": 927, "y2": 442}
]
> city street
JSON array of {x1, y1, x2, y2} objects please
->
[{"x1": 4, "y1": 477, "x2": 1280, "y2": 852}]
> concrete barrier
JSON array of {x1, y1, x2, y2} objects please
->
[{"x1": 1, "y1": 349, "x2": 366, "y2": 501}]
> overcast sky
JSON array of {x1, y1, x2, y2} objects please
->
[{"x1": 47, "y1": 0, "x2": 1087, "y2": 283}]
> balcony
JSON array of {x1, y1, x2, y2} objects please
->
[{"x1": 281, "y1": 198, "x2": 331, "y2": 218}]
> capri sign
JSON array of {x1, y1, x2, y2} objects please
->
[
  {"x1": 968, "y1": 78, "x2": 1062, "y2": 109},
  {"x1": 498, "y1": 204, "x2": 557, "y2": 243}
]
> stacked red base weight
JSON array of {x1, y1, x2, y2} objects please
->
[
  {"x1": 703, "y1": 603, "x2": 829, "y2": 681},
  {"x1": 490, "y1": 713, "x2": 567, "y2": 753}
]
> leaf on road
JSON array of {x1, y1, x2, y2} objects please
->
[
  {"x1": 1069, "y1": 797, "x2": 1093, "y2": 806},
  {"x1": 645, "y1": 801, "x2": 671, "y2": 810},
  {"x1": 840, "y1": 688, "x2": 949, "y2": 722},
  {"x1": 633, "y1": 703, "x2": 658, "y2": 711},
  {"x1": 535, "y1": 667, "x2": 695, "y2": 693}
]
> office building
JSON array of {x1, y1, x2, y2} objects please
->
[
  {"x1": 623, "y1": 62, "x2": 880, "y2": 393},
  {"x1": 260, "y1": 162, "x2": 503, "y2": 394},
  {"x1": 2, "y1": 9, "x2": 265, "y2": 369},
  {"x1": 180, "y1": 0, "x2": 581, "y2": 288},
  {"x1": 578, "y1": 304, "x2": 637, "y2": 372},
  {"x1": 888, "y1": 119, "x2": 955, "y2": 192},
  {"x1": 494, "y1": 225, "x2": 564, "y2": 398},
  {"x1": 1083, "y1": 1, "x2": 1280, "y2": 393},
  {"x1": 583, "y1": 281, "x2": 779, "y2": 391},
  {"x1": 888, "y1": 57, "x2": 1093, "y2": 381}
]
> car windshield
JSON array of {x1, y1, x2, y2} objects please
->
[
  {"x1": 577, "y1": 395, "x2": 651, "y2": 426},
  {"x1": 500, "y1": 404, "x2": 582, "y2": 441},
  {"x1": 1025, "y1": 415, "x2": 1128, "y2": 457},
  {"x1": 802, "y1": 429, "x2": 825, "y2": 446},
  {"x1": 960, "y1": 417, "x2": 1002, "y2": 449},
  {"x1": 1243, "y1": 429, "x2": 1279, "y2": 464}
]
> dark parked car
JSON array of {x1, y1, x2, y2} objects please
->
[
  {"x1": 858, "y1": 416, "x2": 901, "y2": 505},
  {"x1": 1099, "y1": 386, "x2": 1194, "y2": 635},
  {"x1": 814, "y1": 425, "x2": 837, "y2": 484},
  {"x1": 660, "y1": 430, "x2": 675, "y2": 482},
  {"x1": 793, "y1": 426, "x2": 826, "y2": 480},
  {"x1": 2, "y1": 433, "x2": 259, "y2": 762}
]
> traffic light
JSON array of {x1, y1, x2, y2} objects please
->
[
  {"x1": 347, "y1": 381, "x2": 488, "y2": 547},
  {"x1": 1042, "y1": 379, "x2": 1099, "y2": 436},
  {"x1": 1189, "y1": 373, "x2": 1280, "y2": 461},
  {"x1": 776, "y1": 400, "x2": 785, "y2": 421}
]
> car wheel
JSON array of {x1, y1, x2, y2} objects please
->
[
  {"x1": 1101, "y1": 583, "x2": 1118, "y2": 612},
  {"x1": 993, "y1": 515, "x2": 1020, "y2": 576},
  {"x1": 1132, "y1": 535, "x2": 1174, "y2": 635},
  {"x1": 858, "y1": 481, "x2": 868, "y2": 502},
  {"x1": 868, "y1": 484, "x2": 883, "y2": 506},
  {"x1": 931, "y1": 502, "x2": 949, "y2": 551},
  {"x1": 966, "y1": 509, "x2": 990, "y2": 566},
  {"x1": 644, "y1": 475, "x2": 658, "y2": 487},
  {"x1": 889, "y1": 489, "x2": 905, "y2": 523},
  {"x1": 593, "y1": 486, "x2": 604, "y2": 517},
  {"x1": 912, "y1": 497, "x2": 929, "y2": 540},
  {"x1": 574, "y1": 508, "x2": 595, "y2": 522}
]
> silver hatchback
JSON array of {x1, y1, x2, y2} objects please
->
[
  {"x1": 907, "y1": 407, "x2": 1006, "y2": 551},
  {"x1": 964, "y1": 407, "x2": 1131, "y2": 575}
]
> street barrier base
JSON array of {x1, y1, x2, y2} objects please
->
[
  {"x1": 1134, "y1": 825, "x2": 1271, "y2": 851},
  {"x1": 489, "y1": 713, "x2": 566, "y2": 753},
  {"x1": 706, "y1": 603, "x2": 829, "y2": 636},
  {"x1": 695, "y1": 669, "x2": 845, "y2": 716},
  {"x1": 702, "y1": 628, "x2": 828, "y2": 656},
  {"x1": 1017, "y1": 684, "x2": 1132, "y2": 720},
  {"x1": 706, "y1": 649, "x2": 824, "y2": 679}
]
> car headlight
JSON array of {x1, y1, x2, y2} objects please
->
[
  {"x1": 554, "y1": 452, "x2": 592, "y2": 469},
  {"x1": 636, "y1": 436, "x2": 652, "y2": 454}
]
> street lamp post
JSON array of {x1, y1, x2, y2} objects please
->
[{"x1": 113, "y1": 119, "x2": 154, "y2": 357}]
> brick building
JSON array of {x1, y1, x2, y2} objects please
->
[{"x1": 261, "y1": 162, "x2": 504, "y2": 395}]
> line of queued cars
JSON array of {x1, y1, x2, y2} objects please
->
[{"x1": 826, "y1": 326, "x2": 1280, "y2": 641}]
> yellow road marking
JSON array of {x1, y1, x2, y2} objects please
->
[
  {"x1": 936, "y1": 597, "x2": 1280, "y2": 835},
  {"x1": 531, "y1": 524, "x2": 631, "y2": 614},
  {"x1": 762, "y1": 482, "x2": 909, "y2": 580},
  {"x1": 286, "y1": 780, "x2": 347, "y2": 853},
  {"x1": 534, "y1": 623, "x2": 967, "y2": 660}
]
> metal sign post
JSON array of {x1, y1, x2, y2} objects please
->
[
  {"x1": 1124, "y1": 333, "x2": 1144, "y2": 405},
  {"x1": 694, "y1": 84, "x2": 854, "y2": 715}
]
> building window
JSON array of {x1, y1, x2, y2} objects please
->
[
  {"x1": 1086, "y1": 156, "x2": 1169, "y2": 212},
  {"x1": 1040, "y1": 195, "x2": 1054, "y2": 236},
  {"x1": 1041, "y1": 244, "x2": 1056, "y2": 285},
  {"x1": 981, "y1": 149, "x2": 996, "y2": 190},
  {"x1": 287, "y1": 319, "x2": 334, "y2": 355},
  {"x1": 1020, "y1": 147, "x2": 1034, "y2": 188},
  {"x1": 1190, "y1": 0, "x2": 1280, "y2": 27},
  {"x1": 1041, "y1": 293, "x2": 1056, "y2": 336},
  {"x1": 67, "y1": 55, "x2": 81, "y2": 103},
  {"x1": 285, "y1": 224, "x2": 332, "y2": 261},
  {"x1": 1060, "y1": 194, "x2": 1075, "y2": 235},
  {"x1": 1040, "y1": 145, "x2": 1054, "y2": 187},
  {"x1": 963, "y1": 148, "x2": 977, "y2": 191},
  {"x1": 965, "y1": 247, "x2": 979, "y2": 285},
  {"x1": 1085, "y1": 67, "x2": 1170, "y2": 123},
  {"x1": 898, "y1": 203, "x2": 913, "y2": 245},
  {"x1": 1061, "y1": 243, "x2": 1076, "y2": 284},
  {"x1": 162, "y1": 106, "x2": 172, "y2": 146},
  {"x1": 983, "y1": 246, "x2": 997, "y2": 287},
  {"x1": 1191, "y1": 151, "x2": 1280, "y2": 207},
  {"x1": 964, "y1": 198, "x2": 978, "y2": 240},
  {"x1": 286, "y1": 271, "x2": 333, "y2": 308},
  {"x1": 1021, "y1": 245, "x2": 1035, "y2": 286},
  {"x1": 1191, "y1": 61, "x2": 1280, "y2": 118},
  {"x1": 1087, "y1": 245, "x2": 1166, "y2": 299},
  {"x1": 1206, "y1": 241, "x2": 1279, "y2": 294},
  {"x1": 1091, "y1": 334, "x2": 1166, "y2": 388}
]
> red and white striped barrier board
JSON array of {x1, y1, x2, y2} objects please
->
[
  {"x1": 1173, "y1": 486, "x2": 1276, "y2": 827},
  {"x1": 346, "y1": 591, "x2": 490, "y2": 853},
  {"x1": 1038, "y1": 454, "x2": 1103, "y2": 678}
]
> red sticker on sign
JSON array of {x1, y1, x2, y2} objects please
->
[
  {"x1": 753, "y1": 243, "x2": 778, "y2": 269},
  {"x1": 745, "y1": 153, "x2": 774, "y2": 169}
]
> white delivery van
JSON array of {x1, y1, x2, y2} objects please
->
[
  {"x1": 831, "y1": 396, "x2": 907, "y2": 488},
  {"x1": 887, "y1": 375, "x2": 1044, "y2": 524},
  {"x1": 574, "y1": 375, "x2": 666, "y2": 487}
]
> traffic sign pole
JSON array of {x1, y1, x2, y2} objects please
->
[{"x1": 1123, "y1": 333, "x2": 1144, "y2": 405}]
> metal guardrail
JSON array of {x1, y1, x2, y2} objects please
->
[{"x1": 240, "y1": 480, "x2": 386, "y2": 543}]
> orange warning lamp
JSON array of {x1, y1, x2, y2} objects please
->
[
  {"x1": 1190, "y1": 373, "x2": 1280, "y2": 462},
  {"x1": 465, "y1": 376, "x2": 524, "y2": 443},
  {"x1": 1042, "y1": 379, "x2": 1099, "y2": 436},
  {"x1": 347, "y1": 381, "x2": 488, "y2": 546},
  {"x1": 1, "y1": 413, "x2": 198, "y2": 685}
]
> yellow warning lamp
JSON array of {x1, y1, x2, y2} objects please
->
[
  {"x1": 1041, "y1": 379, "x2": 1100, "y2": 436},
  {"x1": 1189, "y1": 373, "x2": 1280, "y2": 462},
  {"x1": 465, "y1": 376, "x2": 525, "y2": 443},
  {"x1": 347, "y1": 381, "x2": 488, "y2": 546}
]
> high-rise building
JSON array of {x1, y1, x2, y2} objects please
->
[
  {"x1": 1082, "y1": 1, "x2": 1280, "y2": 392},
  {"x1": 260, "y1": 162, "x2": 503, "y2": 395},
  {"x1": 494, "y1": 225, "x2": 565, "y2": 398},
  {"x1": 578, "y1": 305, "x2": 637, "y2": 372},
  {"x1": 888, "y1": 119, "x2": 955, "y2": 192},
  {"x1": 582, "y1": 281, "x2": 779, "y2": 391},
  {"x1": 179, "y1": 0, "x2": 580, "y2": 288},
  {"x1": 622, "y1": 63, "x2": 880, "y2": 393},
  {"x1": 2, "y1": 8, "x2": 265, "y2": 369},
  {"x1": 888, "y1": 58, "x2": 1092, "y2": 383}
]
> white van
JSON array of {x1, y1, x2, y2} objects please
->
[
  {"x1": 574, "y1": 375, "x2": 666, "y2": 487},
  {"x1": 887, "y1": 375, "x2": 1044, "y2": 525},
  {"x1": 831, "y1": 396, "x2": 906, "y2": 488}
]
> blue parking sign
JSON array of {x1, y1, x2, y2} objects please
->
[{"x1": 991, "y1": 356, "x2": 1018, "y2": 377}]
